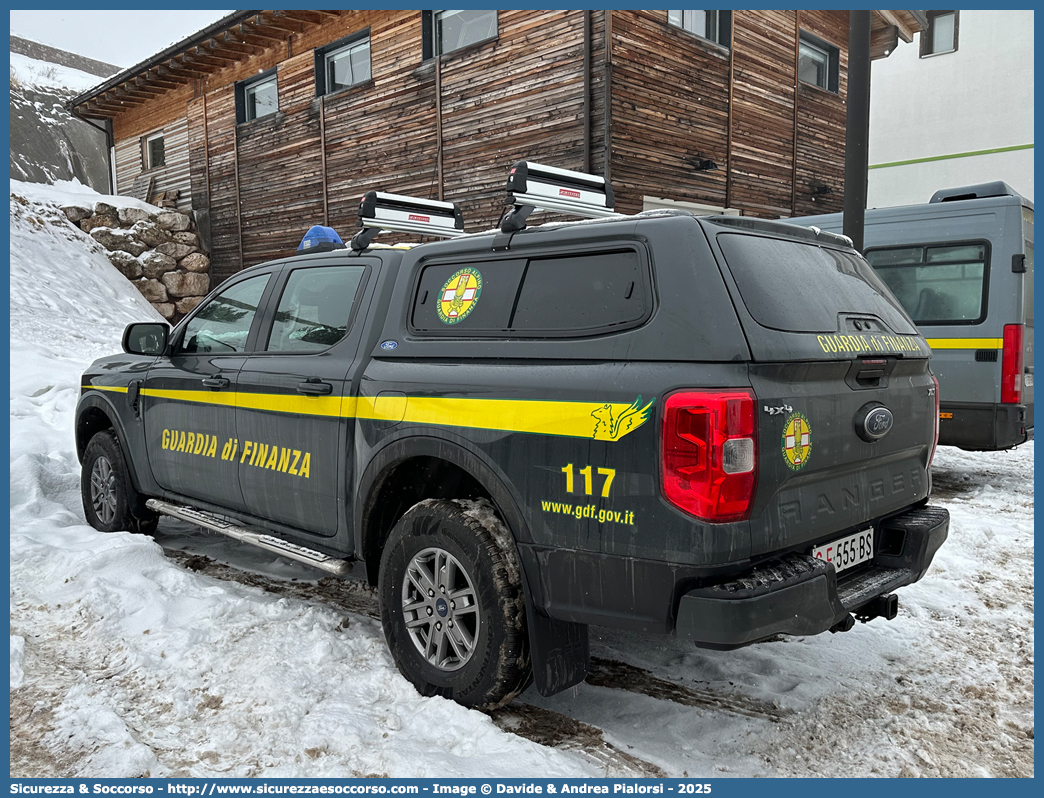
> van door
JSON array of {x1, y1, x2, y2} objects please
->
[
  {"x1": 1020, "y1": 206, "x2": 1033, "y2": 429},
  {"x1": 866, "y1": 241, "x2": 1005, "y2": 448}
]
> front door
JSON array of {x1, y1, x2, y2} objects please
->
[
  {"x1": 143, "y1": 271, "x2": 276, "y2": 511},
  {"x1": 236, "y1": 260, "x2": 372, "y2": 536}
]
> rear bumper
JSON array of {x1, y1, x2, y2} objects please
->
[
  {"x1": 939, "y1": 401, "x2": 1031, "y2": 450},
  {"x1": 676, "y1": 506, "x2": 949, "y2": 648}
]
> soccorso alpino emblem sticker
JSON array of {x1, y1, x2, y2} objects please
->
[
  {"x1": 437, "y1": 267, "x2": 482, "y2": 325},
  {"x1": 781, "y1": 411, "x2": 812, "y2": 471}
]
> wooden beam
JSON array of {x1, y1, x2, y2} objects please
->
[
  {"x1": 237, "y1": 20, "x2": 287, "y2": 44},
  {"x1": 258, "y1": 13, "x2": 307, "y2": 34},
  {"x1": 130, "y1": 79, "x2": 167, "y2": 95},
  {"x1": 870, "y1": 25, "x2": 900, "y2": 60},
  {"x1": 155, "y1": 66, "x2": 195, "y2": 85},
  {"x1": 227, "y1": 30, "x2": 284, "y2": 50},
  {"x1": 102, "y1": 92, "x2": 147, "y2": 107},
  {"x1": 188, "y1": 49, "x2": 236, "y2": 68},
  {"x1": 874, "y1": 10, "x2": 915, "y2": 43},
  {"x1": 215, "y1": 34, "x2": 265, "y2": 57},
  {"x1": 278, "y1": 10, "x2": 326, "y2": 26},
  {"x1": 165, "y1": 59, "x2": 210, "y2": 80},
  {"x1": 141, "y1": 75, "x2": 182, "y2": 91}
]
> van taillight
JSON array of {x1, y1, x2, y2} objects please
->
[
  {"x1": 1001, "y1": 324, "x2": 1024, "y2": 404},
  {"x1": 661, "y1": 390, "x2": 756, "y2": 523},
  {"x1": 929, "y1": 374, "x2": 940, "y2": 468}
]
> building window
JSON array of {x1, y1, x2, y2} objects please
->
[
  {"x1": 145, "y1": 132, "x2": 165, "y2": 170},
  {"x1": 667, "y1": 10, "x2": 732, "y2": 48},
  {"x1": 316, "y1": 32, "x2": 371, "y2": 96},
  {"x1": 798, "y1": 31, "x2": 839, "y2": 93},
  {"x1": 423, "y1": 10, "x2": 498, "y2": 59},
  {"x1": 236, "y1": 70, "x2": 278, "y2": 124},
  {"x1": 921, "y1": 11, "x2": 959, "y2": 57}
]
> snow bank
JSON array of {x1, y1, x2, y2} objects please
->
[
  {"x1": 9, "y1": 184, "x2": 594, "y2": 777},
  {"x1": 10, "y1": 52, "x2": 102, "y2": 93}
]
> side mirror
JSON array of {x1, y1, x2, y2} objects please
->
[{"x1": 122, "y1": 322, "x2": 169, "y2": 356}]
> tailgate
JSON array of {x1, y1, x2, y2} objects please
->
[
  {"x1": 701, "y1": 219, "x2": 936, "y2": 555},
  {"x1": 746, "y1": 358, "x2": 935, "y2": 556}
]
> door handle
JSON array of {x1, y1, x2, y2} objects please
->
[
  {"x1": 201, "y1": 377, "x2": 230, "y2": 389},
  {"x1": 297, "y1": 380, "x2": 333, "y2": 396}
]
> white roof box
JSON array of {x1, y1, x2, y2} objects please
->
[
  {"x1": 352, "y1": 191, "x2": 465, "y2": 250},
  {"x1": 505, "y1": 161, "x2": 616, "y2": 221}
]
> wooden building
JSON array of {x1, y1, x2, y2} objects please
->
[{"x1": 69, "y1": 9, "x2": 926, "y2": 284}]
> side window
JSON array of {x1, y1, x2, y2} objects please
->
[
  {"x1": 180, "y1": 274, "x2": 271, "y2": 354},
  {"x1": 267, "y1": 266, "x2": 366, "y2": 352},
  {"x1": 512, "y1": 252, "x2": 646, "y2": 332},
  {"x1": 412, "y1": 259, "x2": 527, "y2": 331},
  {"x1": 798, "y1": 31, "x2": 840, "y2": 93},
  {"x1": 411, "y1": 250, "x2": 650, "y2": 337},
  {"x1": 236, "y1": 70, "x2": 278, "y2": 124}
]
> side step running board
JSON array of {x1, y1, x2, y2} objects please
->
[{"x1": 146, "y1": 498, "x2": 352, "y2": 577}]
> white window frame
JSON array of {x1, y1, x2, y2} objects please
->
[
  {"x1": 667, "y1": 10, "x2": 730, "y2": 48},
  {"x1": 322, "y1": 36, "x2": 371, "y2": 95},
  {"x1": 145, "y1": 132, "x2": 165, "y2": 170},
  {"x1": 433, "y1": 10, "x2": 498, "y2": 56},
  {"x1": 244, "y1": 74, "x2": 278, "y2": 122}
]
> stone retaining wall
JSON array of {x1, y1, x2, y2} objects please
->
[{"x1": 62, "y1": 202, "x2": 210, "y2": 321}]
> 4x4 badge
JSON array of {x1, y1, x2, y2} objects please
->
[
  {"x1": 781, "y1": 411, "x2": 812, "y2": 470},
  {"x1": 437, "y1": 267, "x2": 483, "y2": 324},
  {"x1": 763, "y1": 404, "x2": 793, "y2": 415}
]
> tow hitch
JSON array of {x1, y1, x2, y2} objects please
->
[{"x1": 830, "y1": 594, "x2": 899, "y2": 633}]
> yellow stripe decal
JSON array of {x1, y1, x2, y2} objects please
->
[
  {"x1": 122, "y1": 388, "x2": 656, "y2": 441},
  {"x1": 925, "y1": 338, "x2": 1004, "y2": 350},
  {"x1": 83, "y1": 385, "x2": 129, "y2": 394}
]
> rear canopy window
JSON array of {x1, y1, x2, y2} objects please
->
[
  {"x1": 411, "y1": 250, "x2": 648, "y2": 336},
  {"x1": 717, "y1": 233, "x2": 917, "y2": 334},
  {"x1": 866, "y1": 242, "x2": 989, "y2": 325}
]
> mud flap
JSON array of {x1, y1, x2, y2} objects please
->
[{"x1": 522, "y1": 579, "x2": 589, "y2": 697}]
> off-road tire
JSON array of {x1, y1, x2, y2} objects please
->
[
  {"x1": 379, "y1": 499, "x2": 532, "y2": 709},
  {"x1": 80, "y1": 430, "x2": 158, "y2": 534}
]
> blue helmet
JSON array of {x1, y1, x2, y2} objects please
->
[{"x1": 297, "y1": 225, "x2": 345, "y2": 252}]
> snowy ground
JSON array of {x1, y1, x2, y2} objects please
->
[{"x1": 9, "y1": 183, "x2": 1034, "y2": 778}]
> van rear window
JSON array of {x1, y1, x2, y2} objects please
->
[
  {"x1": 865, "y1": 242, "x2": 989, "y2": 325},
  {"x1": 716, "y1": 234, "x2": 917, "y2": 334}
]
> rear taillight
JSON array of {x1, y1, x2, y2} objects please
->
[
  {"x1": 1002, "y1": 324, "x2": 1024, "y2": 404},
  {"x1": 929, "y1": 374, "x2": 940, "y2": 468},
  {"x1": 661, "y1": 390, "x2": 757, "y2": 522}
]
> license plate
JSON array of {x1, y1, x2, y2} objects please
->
[{"x1": 811, "y1": 528, "x2": 873, "y2": 573}]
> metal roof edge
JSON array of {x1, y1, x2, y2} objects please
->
[{"x1": 65, "y1": 9, "x2": 261, "y2": 111}]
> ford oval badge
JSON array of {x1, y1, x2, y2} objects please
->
[
  {"x1": 380, "y1": 340, "x2": 398, "y2": 351},
  {"x1": 857, "y1": 404, "x2": 893, "y2": 441}
]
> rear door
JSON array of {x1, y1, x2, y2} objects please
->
[
  {"x1": 235, "y1": 257, "x2": 374, "y2": 536},
  {"x1": 1021, "y1": 205, "x2": 1034, "y2": 423},
  {"x1": 704, "y1": 224, "x2": 936, "y2": 557},
  {"x1": 866, "y1": 241, "x2": 995, "y2": 408}
]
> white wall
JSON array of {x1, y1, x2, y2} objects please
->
[{"x1": 867, "y1": 10, "x2": 1034, "y2": 208}]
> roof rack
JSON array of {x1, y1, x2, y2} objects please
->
[
  {"x1": 500, "y1": 161, "x2": 616, "y2": 233},
  {"x1": 350, "y1": 191, "x2": 465, "y2": 251}
]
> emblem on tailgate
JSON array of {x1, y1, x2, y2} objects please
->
[{"x1": 781, "y1": 412, "x2": 812, "y2": 471}]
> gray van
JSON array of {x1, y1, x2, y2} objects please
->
[{"x1": 790, "y1": 182, "x2": 1033, "y2": 451}]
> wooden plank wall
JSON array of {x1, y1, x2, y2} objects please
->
[
  {"x1": 110, "y1": 9, "x2": 852, "y2": 279},
  {"x1": 608, "y1": 10, "x2": 731, "y2": 215},
  {"x1": 114, "y1": 116, "x2": 191, "y2": 213},
  {"x1": 438, "y1": 10, "x2": 586, "y2": 228},
  {"x1": 729, "y1": 10, "x2": 799, "y2": 217},
  {"x1": 794, "y1": 12, "x2": 848, "y2": 216}
]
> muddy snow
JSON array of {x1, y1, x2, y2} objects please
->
[{"x1": 9, "y1": 182, "x2": 1034, "y2": 778}]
